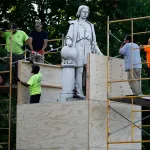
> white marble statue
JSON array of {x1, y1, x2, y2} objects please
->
[{"x1": 65, "y1": 5, "x2": 103, "y2": 99}]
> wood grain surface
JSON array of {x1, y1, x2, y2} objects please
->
[{"x1": 17, "y1": 61, "x2": 62, "y2": 104}]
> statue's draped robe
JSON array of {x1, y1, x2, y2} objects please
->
[{"x1": 66, "y1": 19, "x2": 97, "y2": 67}]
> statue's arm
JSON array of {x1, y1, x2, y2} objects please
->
[
  {"x1": 65, "y1": 24, "x2": 74, "y2": 47},
  {"x1": 91, "y1": 24, "x2": 103, "y2": 55},
  {"x1": 94, "y1": 44, "x2": 103, "y2": 55}
]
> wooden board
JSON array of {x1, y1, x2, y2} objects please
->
[
  {"x1": 17, "y1": 101, "x2": 141, "y2": 150},
  {"x1": 88, "y1": 55, "x2": 132, "y2": 101},
  {"x1": 110, "y1": 96, "x2": 150, "y2": 107},
  {"x1": 89, "y1": 100, "x2": 141, "y2": 150},
  {"x1": 17, "y1": 61, "x2": 62, "y2": 104},
  {"x1": 17, "y1": 101, "x2": 88, "y2": 150}
]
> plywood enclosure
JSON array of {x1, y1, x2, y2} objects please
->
[
  {"x1": 17, "y1": 101, "x2": 141, "y2": 150},
  {"x1": 17, "y1": 55, "x2": 141, "y2": 150},
  {"x1": 17, "y1": 61, "x2": 62, "y2": 104}
]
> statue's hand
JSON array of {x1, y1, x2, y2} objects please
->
[
  {"x1": 95, "y1": 45, "x2": 103, "y2": 55},
  {"x1": 91, "y1": 45, "x2": 95, "y2": 53},
  {"x1": 92, "y1": 44, "x2": 103, "y2": 55},
  {"x1": 66, "y1": 39, "x2": 73, "y2": 47}
]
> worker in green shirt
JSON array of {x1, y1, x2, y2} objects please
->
[
  {"x1": 18, "y1": 64, "x2": 42, "y2": 103},
  {"x1": 3, "y1": 23, "x2": 29, "y2": 55},
  {"x1": 0, "y1": 23, "x2": 29, "y2": 84}
]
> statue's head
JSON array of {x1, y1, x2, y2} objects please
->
[{"x1": 76, "y1": 5, "x2": 89, "y2": 18}]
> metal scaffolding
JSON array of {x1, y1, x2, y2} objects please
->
[
  {"x1": 107, "y1": 16, "x2": 150, "y2": 150},
  {"x1": 0, "y1": 34, "x2": 64, "y2": 149},
  {"x1": 0, "y1": 32, "x2": 13, "y2": 150}
]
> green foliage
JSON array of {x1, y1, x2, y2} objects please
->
[{"x1": 0, "y1": 94, "x2": 17, "y2": 150}]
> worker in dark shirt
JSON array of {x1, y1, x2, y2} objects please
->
[{"x1": 28, "y1": 19, "x2": 48, "y2": 63}]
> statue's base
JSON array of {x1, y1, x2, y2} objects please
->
[
  {"x1": 66, "y1": 97, "x2": 85, "y2": 101},
  {"x1": 60, "y1": 92, "x2": 74, "y2": 101}
]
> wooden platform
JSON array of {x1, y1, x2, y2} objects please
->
[{"x1": 110, "y1": 96, "x2": 150, "y2": 107}]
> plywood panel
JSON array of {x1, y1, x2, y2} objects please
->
[
  {"x1": 90, "y1": 148, "x2": 140, "y2": 150},
  {"x1": 89, "y1": 100, "x2": 141, "y2": 150},
  {"x1": 17, "y1": 101, "x2": 141, "y2": 150},
  {"x1": 17, "y1": 148, "x2": 88, "y2": 150},
  {"x1": 17, "y1": 102, "x2": 88, "y2": 150},
  {"x1": 88, "y1": 54, "x2": 141, "y2": 150},
  {"x1": 18, "y1": 61, "x2": 62, "y2": 104},
  {"x1": 89, "y1": 55, "x2": 132, "y2": 101}
]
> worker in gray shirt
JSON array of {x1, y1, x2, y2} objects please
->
[{"x1": 119, "y1": 35, "x2": 142, "y2": 96}]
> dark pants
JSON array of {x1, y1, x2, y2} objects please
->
[
  {"x1": 30, "y1": 94, "x2": 41, "y2": 103},
  {"x1": 148, "y1": 68, "x2": 150, "y2": 86},
  {"x1": 7, "y1": 53, "x2": 24, "y2": 83}
]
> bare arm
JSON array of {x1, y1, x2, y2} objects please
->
[
  {"x1": 28, "y1": 37, "x2": 34, "y2": 51},
  {"x1": 17, "y1": 78, "x2": 30, "y2": 87},
  {"x1": 25, "y1": 38, "x2": 30, "y2": 45},
  {"x1": 19, "y1": 80, "x2": 30, "y2": 87},
  {"x1": 41, "y1": 39, "x2": 48, "y2": 51}
]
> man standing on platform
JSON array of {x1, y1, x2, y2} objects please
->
[
  {"x1": 119, "y1": 35, "x2": 142, "y2": 96},
  {"x1": 28, "y1": 19, "x2": 48, "y2": 63}
]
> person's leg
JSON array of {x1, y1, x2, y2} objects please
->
[
  {"x1": 30, "y1": 94, "x2": 41, "y2": 103},
  {"x1": 38, "y1": 55, "x2": 44, "y2": 63},
  {"x1": 148, "y1": 67, "x2": 150, "y2": 86},
  {"x1": 13, "y1": 54, "x2": 24, "y2": 83},
  {"x1": 3, "y1": 52, "x2": 11, "y2": 84},
  {"x1": 133, "y1": 68, "x2": 142, "y2": 95},
  {"x1": 5, "y1": 53, "x2": 15, "y2": 84},
  {"x1": 29, "y1": 53, "x2": 36, "y2": 62},
  {"x1": 127, "y1": 68, "x2": 141, "y2": 95}
]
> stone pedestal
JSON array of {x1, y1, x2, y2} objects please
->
[
  {"x1": 60, "y1": 46, "x2": 77, "y2": 101},
  {"x1": 60, "y1": 64, "x2": 76, "y2": 101}
]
